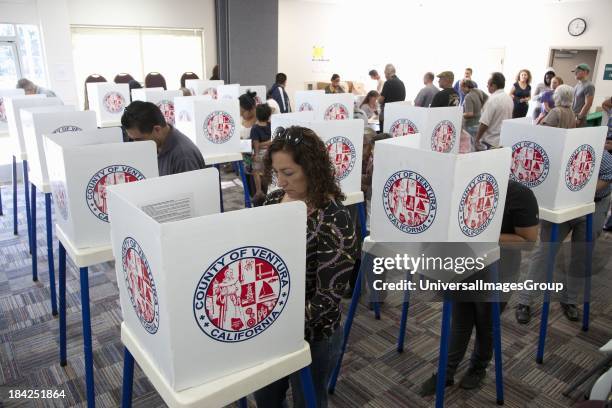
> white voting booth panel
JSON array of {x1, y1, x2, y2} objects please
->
[
  {"x1": 271, "y1": 111, "x2": 314, "y2": 135},
  {"x1": 307, "y1": 120, "x2": 363, "y2": 195},
  {"x1": 21, "y1": 106, "x2": 97, "y2": 189},
  {"x1": 185, "y1": 80, "x2": 224, "y2": 99},
  {"x1": 239, "y1": 86, "x2": 267, "y2": 105},
  {"x1": 0, "y1": 88, "x2": 25, "y2": 133},
  {"x1": 175, "y1": 99, "x2": 241, "y2": 158},
  {"x1": 500, "y1": 119, "x2": 607, "y2": 210},
  {"x1": 45, "y1": 128, "x2": 158, "y2": 248},
  {"x1": 131, "y1": 89, "x2": 183, "y2": 125},
  {"x1": 87, "y1": 82, "x2": 130, "y2": 127},
  {"x1": 295, "y1": 90, "x2": 324, "y2": 113},
  {"x1": 371, "y1": 137, "x2": 511, "y2": 242},
  {"x1": 316, "y1": 93, "x2": 354, "y2": 121},
  {"x1": 5, "y1": 95, "x2": 59, "y2": 159},
  {"x1": 217, "y1": 84, "x2": 240, "y2": 100},
  {"x1": 174, "y1": 96, "x2": 213, "y2": 124},
  {"x1": 107, "y1": 169, "x2": 306, "y2": 392},
  {"x1": 383, "y1": 103, "x2": 461, "y2": 154}
]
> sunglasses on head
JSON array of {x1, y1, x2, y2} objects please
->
[{"x1": 274, "y1": 126, "x2": 306, "y2": 145}]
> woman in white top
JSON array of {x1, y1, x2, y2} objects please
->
[{"x1": 359, "y1": 90, "x2": 380, "y2": 120}]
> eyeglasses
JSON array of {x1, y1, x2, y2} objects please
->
[{"x1": 274, "y1": 126, "x2": 305, "y2": 145}]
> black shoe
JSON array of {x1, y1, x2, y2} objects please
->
[
  {"x1": 560, "y1": 302, "x2": 579, "y2": 321},
  {"x1": 419, "y1": 373, "x2": 454, "y2": 397},
  {"x1": 515, "y1": 304, "x2": 531, "y2": 324},
  {"x1": 459, "y1": 368, "x2": 486, "y2": 390}
]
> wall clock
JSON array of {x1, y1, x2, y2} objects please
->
[{"x1": 568, "y1": 18, "x2": 586, "y2": 36}]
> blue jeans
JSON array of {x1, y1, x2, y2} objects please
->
[{"x1": 254, "y1": 327, "x2": 343, "y2": 408}]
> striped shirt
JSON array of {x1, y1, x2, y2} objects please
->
[{"x1": 595, "y1": 149, "x2": 612, "y2": 199}]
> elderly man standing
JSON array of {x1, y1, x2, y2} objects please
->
[
  {"x1": 572, "y1": 63, "x2": 595, "y2": 127},
  {"x1": 431, "y1": 71, "x2": 460, "y2": 107},
  {"x1": 377, "y1": 64, "x2": 406, "y2": 132},
  {"x1": 414, "y1": 72, "x2": 439, "y2": 107},
  {"x1": 475, "y1": 72, "x2": 513, "y2": 150},
  {"x1": 16, "y1": 78, "x2": 57, "y2": 97}
]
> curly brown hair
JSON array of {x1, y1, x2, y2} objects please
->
[
  {"x1": 264, "y1": 126, "x2": 345, "y2": 209},
  {"x1": 516, "y1": 69, "x2": 532, "y2": 85}
]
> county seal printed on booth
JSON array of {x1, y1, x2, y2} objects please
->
[
  {"x1": 326, "y1": 136, "x2": 356, "y2": 181},
  {"x1": 510, "y1": 141, "x2": 550, "y2": 188},
  {"x1": 458, "y1": 173, "x2": 499, "y2": 237},
  {"x1": 430, "y1": 120, "x2": 456, "y2": 153},
  {"x1": 204, "y1": 110, "x2": 235, "y2": 144},
  {"x1": 565, "y1": 144, "x2": 596, "y2": 191},
  {"x1": 193, "y1": 246, "x2": 290, "y2": 343},
  {"x1": 389, "y1": 118, "x2": 419, "y2": 137}
]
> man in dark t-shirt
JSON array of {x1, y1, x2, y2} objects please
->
[
  {"x1": 431, "y1": 71, "x2": 460, "y2": 108},
  {"x1": 121, "y1": 101, "x2": 205, "y2": 176},
  {"x1": 377, "y1": 64, "x2": 406, "y2": 132},
  {"x1": 420, "y1": 180, "x2": 538, "y2": 396}
]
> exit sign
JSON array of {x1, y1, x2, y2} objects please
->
[{"x1": 604, "y1": 64, "x2": 612, "y2": 80}]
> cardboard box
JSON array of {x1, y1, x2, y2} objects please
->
[
  {"x1": 500, "y1": 119, "x2": 607, "y2": 210},
  {"x1": 107, "y1": 169, "x2": 306, "y2": 391},
  {"x1": 21, "y1": 106, "x2": 97, "y2": 188},
  {"x1": 371, "y1": 137, "x2": 511, "y2": 242},
  {"x1": 5, "y1": 95, "x2": 60, "y2": 159},
  {"x1": 131, "y1": 89, "x2": 183, "y2": 125},
  {"x1": 239, "y1": 86, "x2": 267, "y2": 105},
  {"x1": 185, "y1": 80, "x2": 224, "y2": 99},
  {"x1": 295, "y1": 90, "x2": 324, "y2": 113},
  {"x1": 44, "y1": 128, "x2": 158, "y2": 248},
  {"x1": 0, "y1": 88, "x2": 25, "y2": 133},
  {"x1": 383, "y1": 103, "x2": 461, "y2": 154},
  {"x1": 316, "y1": 93, "x2": 354, "y2": 121},
  {"x1": 174, "y1": 99, "x2": 241, "y2": 158},
  {"x1": 217, "y1": 84, "x2": 241, "y2": 100},
  {"x1": 87, "y1": 83, "x2": 130, "y2": 127}
]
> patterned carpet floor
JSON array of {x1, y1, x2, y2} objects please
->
[{"x1": 0, "y1": 169, "x2": 611, "y2": 407}]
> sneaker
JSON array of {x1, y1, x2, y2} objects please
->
[
  {"x1": 560, "y1": 302, "x2": 579, "y2": 321},
  {"x1": 459, "y1": 368, "x2": 486, "y2": 390},
  {"x1": 515, "y1": 304, "x2": 531, "y2": 324},
  {"x1": 419, "y1": 373, "x2": 454, "y2": 397}
]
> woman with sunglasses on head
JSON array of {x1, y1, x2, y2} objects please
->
[{"x1": 253, "y1": 126, "x2": 358, "y2": 408}]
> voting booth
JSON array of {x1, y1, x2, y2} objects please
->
[
  {"x1": 131, "y1": 89, "x2": 183, "y2": 125},
  {"x1": 186, "y1": 79, "x2": 224, "y2": 99},
  {"x1": 295, "y1": 90, "x2": 324, "y2": 113},
  {"x1": 270, "y1": 111, "x2": 314, "y2": 135},
  {"x1": 217, "y1": 84, "x2": 240, "y2": 100},
  {"x1": 107, "y1": 168, "x2": 307, "y2": 391},
  {"x1": 5, "y1": 95, "x2": 60, "y2": 160},
  {"x1": 0, "y1": 89, "x2": 25, "y2": 133},
  {"x1": 44, "y1": 128, "x2": 158, "y2": 248},
  {"x1": 383, "y1": 103, "x2": 462, "y2": 154},
  {"x1": 370, "y1": 137, "x2": 511, "y2": 242},
  {"x1": 500, "y1": 120, "x2": 607, "y2": 210},
  {"x1": 316, "y1": 93, "x2": 354, "y2": 121},
  {"x1": 174, "y1": 95, "x2": 213, "y2": 124},
  {"x1": 86, "y1": 82, "x2": 130, "y2": 127},
  {"x1": 239, "y1": 85, "x2": 266, "y2": 105},
  {"x1": 174, "y1": 99, "x2": 241, "y2": 158},
  {"x1": 21, "y1": 107, "x2": 97, "y2": 189}
]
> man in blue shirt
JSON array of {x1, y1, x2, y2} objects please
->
[
  {"x1": 269, "y1": 73, "x2": 291, "y2": 113},
  {"x1": 453, "y1": 68, "x2": 478, "y2": 105}
]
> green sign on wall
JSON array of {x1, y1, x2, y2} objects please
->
[{"x1": 604, "y1": 64, "x2": 612, "y2": 80}]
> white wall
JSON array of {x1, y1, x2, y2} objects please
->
[
  {"x1": 279, "y1": 0, "x2": 612, "y2": 110},
  {"x1": 0, "y1": 0, "x2": 217, "y2": 107}
]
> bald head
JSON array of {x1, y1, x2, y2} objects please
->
[{"x1": 384, "y1": 64, "x2": 396, "y2": 80}]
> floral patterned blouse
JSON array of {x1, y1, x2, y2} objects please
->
[{"x1": 264, "y1": 189, "x2": 358, "y2": 341}]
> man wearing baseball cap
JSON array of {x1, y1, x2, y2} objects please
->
[
  {"x1": 431, "y1": 71, "x2": 460, "y2": 107},
  {"x1": 572, "y1": 63, "x2": 595, "y2": 127}
]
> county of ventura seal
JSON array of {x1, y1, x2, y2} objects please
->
[
  {"x1": 326, "y1": 136, "x2": 356, "y2": 181},
  {"x1": 157, "y1": 99, "x2": 175, "y2": 125},
  {"x1": 389, "y1": 119, "x2": 419, "y2": 137},
  {"x1": 122, "y1": 237, "x2": 159, "y2": 334},
  {"x1": 203, "y1": 87, "x2": 218, "y2": 99},
  {"x1": 85, "y1": 165, "x2": 146, "y2": 222},
  {"x1": 510, "y1": 141, "x2": 550, "y2": 188},
  {"x1": 204, "y1": 110, "x2": 235, "y2": 144},
  {"x1": 383, "y1": 170, "x2": 437, "y2": 234},
  {"x1": 324, "y1": 103, "x2": 349, "y2": 120},
  {"x1": 431, "y1": 120, "x2": 456, "y2": 153},
  {"x1": 52, "y1": 125, "x2": 82, "y2": 134},
  {"x1": 565, "y1": 144, "x2": 596, "y2": 192},
  {"x1": 458, "y1": 173, "x2": 499, "y2": 237},
  {"x1": 102, "y1": 91, "x2": 126, "y2": 114},
  {"x1": 52, "y1": 181, "x2": 69, "y2": 221},
  {"x1": 193, "y1": 246, "x2": 290, "y2": 343},
  {"x1": 298, "y1": 102, "x2": 314, "y2": 112}
]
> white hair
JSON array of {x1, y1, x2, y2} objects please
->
[{"x1": 553, "y1": 84, "x2": 574, "y2": 108}]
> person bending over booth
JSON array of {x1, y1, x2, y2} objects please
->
[
  {"x1": 121, "y1": 101, "x2": 205, "y2": 176},
  {"x1": 253, "y1": 126, "x2": 358, "y2": 408},
  {"x1": 420, "y1": 180, "x2": 539, "y2": 396}
]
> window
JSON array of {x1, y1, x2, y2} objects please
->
[
  {"x1": 0, "y1": 23, "x2": 46, "y2": 89},
  {"x1": 71, "y1": 26, "x2": 205, "y2": 108}
]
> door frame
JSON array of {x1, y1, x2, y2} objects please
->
[{"x1": 548, "y1": 46, "x2": 601, "y2": 81}]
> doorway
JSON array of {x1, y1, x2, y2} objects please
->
[{"x1": 548, "y1": 48, "x2": 599, "y2": 84}]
